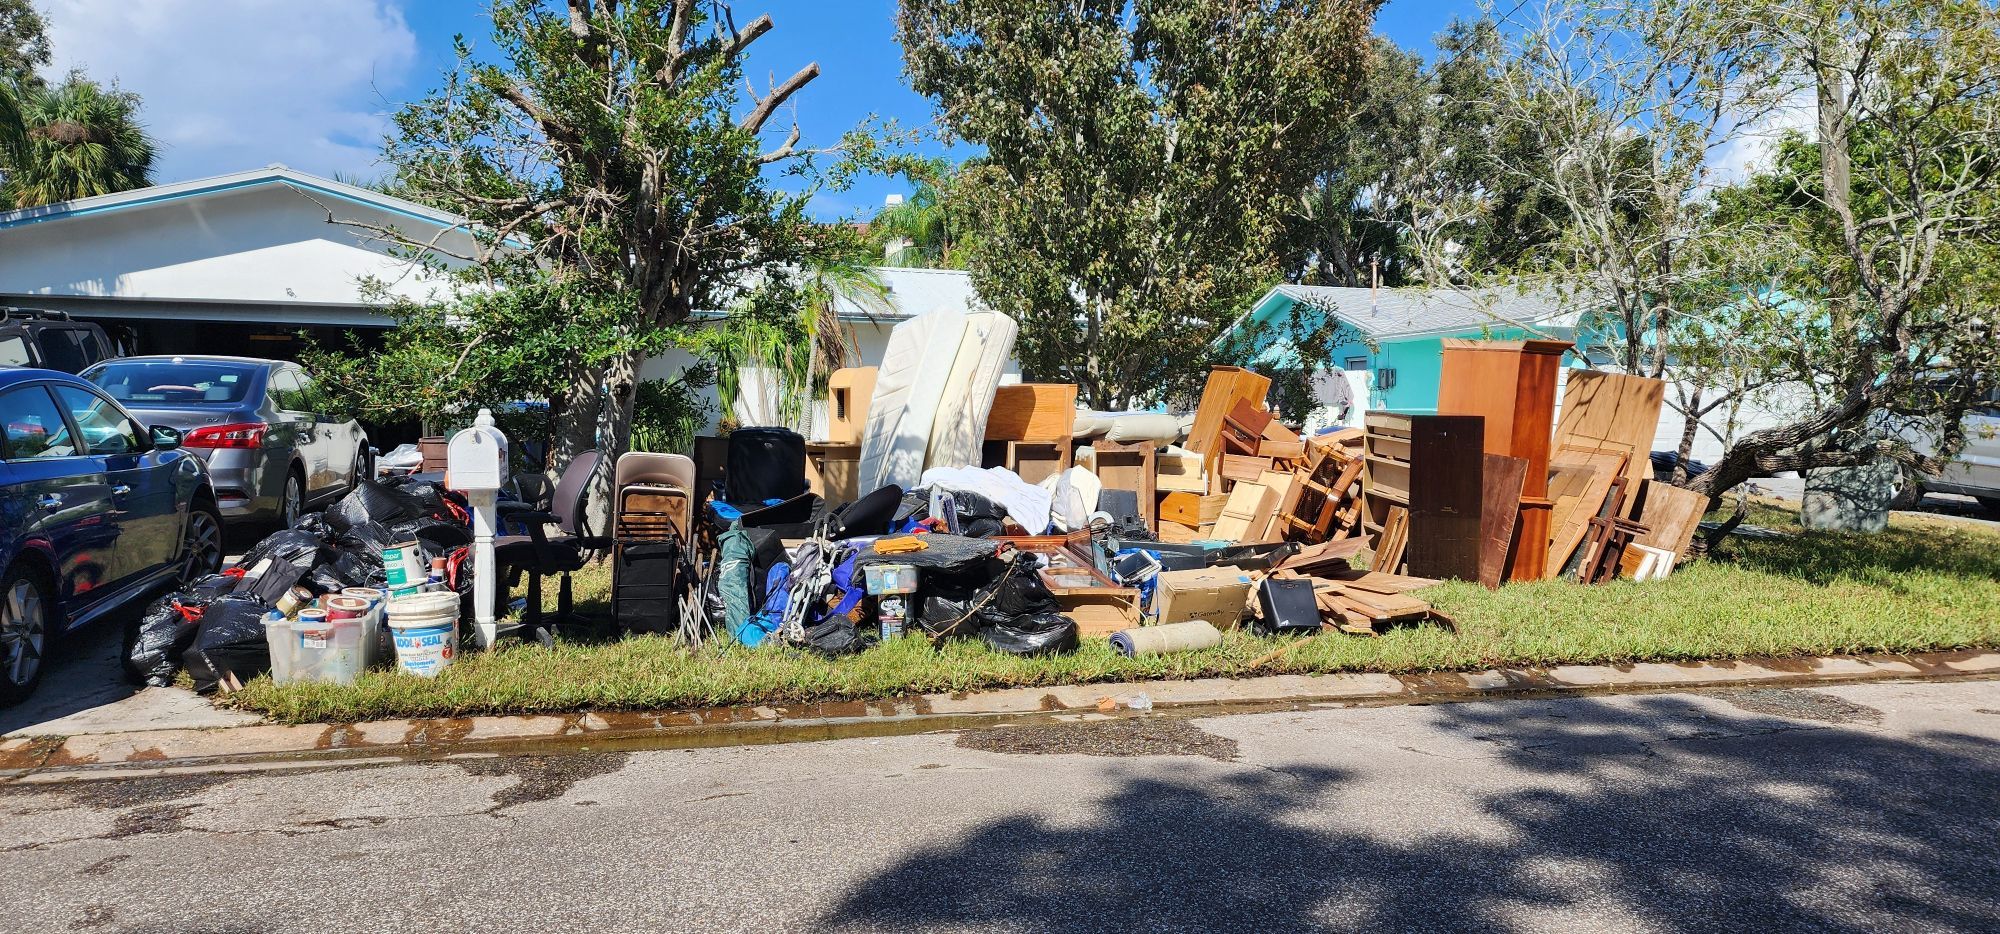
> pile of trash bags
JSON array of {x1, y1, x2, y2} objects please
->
[{"x1": 125, "y1": 477, "x2": 477, "y2": 693}]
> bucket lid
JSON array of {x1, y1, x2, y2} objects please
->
[{"x1": 386, "y1": 591, "x2": 460, "y2": 620}]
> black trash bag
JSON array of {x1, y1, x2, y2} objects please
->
[
  {"x1": 919, "y1": 593, "x2": 979, "y2": 639},
  {"x1": 384, "y1": 478, "x2": 460, "y2": 519},
  {"x1": 971, "y1": 558, "x2": 1065, "y2": 626},
  {"x1": 894, "y1": 487, "x2": 931, "y2": 527},
  {"x1": 306, "y1": 548, "x2": 381, "y2": 594},
  {"x1": 391, "y1": 516, "x2": 472, "y2": 554},
  {"x1": 123, "y1": 588, "x2": 216, "y2": 686},
  {"x1": 339, "y1": 519, "x2": 398, "y2": 555},
  {"x1": 237, "y1": 559, "x2": 307, "y2": 604},
  {"x1": 234, "y1": 527, "x2": 329, "y2": 573},
  {"x1": 181, "y1": 595, "x2": 274, "y2": 694},
  {"x1": 981, "y1": 612, "x2": 1078, "y2": 656},
  {"x1": 942, "y1": 488, "x2": 1008, "y2": 539},
  {"x1": 802, "y1": 618, "x2": 861, "y2": 657},
  {"x1": 326, "y1": 479, "x2": 425, "y2": 532}
]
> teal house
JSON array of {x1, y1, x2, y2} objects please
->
[{"x1": 1226, "y1": 284, "x2": 1593, "y2": 417}]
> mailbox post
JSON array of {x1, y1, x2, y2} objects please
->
[{"x1": 446, "y1": 409, "x2": 509, "y2": 649}]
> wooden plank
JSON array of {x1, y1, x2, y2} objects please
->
[
  {"x1": 1257, "y1": 439, "x2": 1307, "y2": 460},
  {"x1": 1327, "y1": 568, "x2": 1443, "y2": 593},
  {"x1": 1630, "y1": 480, "x2": 1707, "y2": 562},
  {"x1": 1212, "y1": 481, "x2": 1275, "y2": 543},
  {"x1": 1374, "y1": 505, "x2": 1410, "y2": 573},
  {"x1": 984, "y1": 383, "x2": 1078, "y2": 442},
  {"x1": 1220, "y1": 453, "x2": 1276, "y2": 483},
  {"x1": 1477, "y1": 454, "x2": 1529, "y2": 590},
  {"x1": 1261, "y1": 420, "x2": 1301, "y2": 445},
  {"x1": 1544, "y1": 450, "x2": 1626, "y2": 577},
  {"x1": 1253, "y1": 469, "x2": 1296, "y2": 542},
  {"x1": 1276, "y1": 537, "x2": 1370, "y2": 574},
  {"x1": 1554, "y1": 370, "x2": 1665, "y2": 487}
]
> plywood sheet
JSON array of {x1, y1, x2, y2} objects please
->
[
  {"x1": 1212, "y1": 481, "x2": 1275, "y2": 543},
  {"x1": 985, "y1": 383, "x2": 1078, "y2": 442},
  {"x1": 1544, "y1": 450, "x2": 1626, "y2": 577},
  {"x1": 1631, "y1": 480, "x2": 1707, "y2": 561},
  {"x1": 1555, "y1": 370, "x2": 1664, "y2": 487}
]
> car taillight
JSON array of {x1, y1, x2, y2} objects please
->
[{"x1": 183, "y1": 422, "x2": 266, "y2": 449}]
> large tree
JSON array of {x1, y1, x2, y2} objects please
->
[
  {"x1": 898, "y1": 0, "x2": 1383, "y2": 410},
  {"x1": 341, "y1": 0, "x2": 870, "y2": 513},
  {"x1": 3, "y1": 75, "x2": 155, "y2": 208},
  {"x1": 1681, "y1": 0, "x2": 2000, "y2": 499},
  {"x1": 0, "y1": 0, "x2": 47, "y2": 89}
]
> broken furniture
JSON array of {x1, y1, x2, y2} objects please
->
[
  {"x1": 495, "y1": 449, "x2": 607, "y2": 643},
  {"x1": 993, "y1": 532, "x2": 1141, "y2": 637},
  {"x1": 1436, "y1": 338, "x2": 1572, "y2": 581},
  {"x1": 1186, "y1": 366, "x2": 1273, "y2": 494},
  {"x1": 826, "y1": 367, "x2": 878, "y2": 445}
]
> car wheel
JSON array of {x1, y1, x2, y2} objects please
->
[
  {"x1": 181, "y1": 502, "x2": 224, "y2": 583},
  {"x1": 353, "y1": 450, "x2": 371, "y2": 489},
  {"x1": 280, "y1": 470, "x2": 305, "y2": 529},
  {"x1": 0, "y1": 565, "x2": 53, "y2": 707}
]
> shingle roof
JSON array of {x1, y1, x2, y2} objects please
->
[
  {"x1": 0, "y1": 164, "x2": 474, "y2": 234},
  {"x1": 1253, "y1": 284, "x2": 1582, "y2": 340}
]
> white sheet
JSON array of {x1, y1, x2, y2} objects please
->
[
  {"x1": 858, "y1": 309, "x2": 969, "y2": 492},
  {"x1": 920, "y1": 465, "x2": 1054, "y2": 535}
]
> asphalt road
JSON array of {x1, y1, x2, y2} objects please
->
[{"x1": 4, "y1": 679, "x2": 1998, "y2": 933}]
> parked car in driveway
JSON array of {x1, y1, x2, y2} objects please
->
[
  {"x1": 1, "y1": 368, "x2": 222, "y2": 705},
  {"x1": 1907, "y1": 382, "x2": 2000, "y2": 513},
  {"x1": 82, "y1": 356, "x2": 371, "y2": 528},
  {"x1": 0, "y1": 308, "x2": 118, "y2": 374}
]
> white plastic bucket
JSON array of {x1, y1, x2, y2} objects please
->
[{"x1": 386, "y1": 592, "x2": 461, "y2": 677}]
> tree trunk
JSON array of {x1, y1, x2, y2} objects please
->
[
  {"x1": 548, "y1": 362, "x2": 603, "y2": 525},
  {"x1": 584, "y1": 347, "x2": 647, "y2": 539}
]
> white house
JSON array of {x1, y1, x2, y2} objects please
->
[{"x1": 0, "y1": 166, "x2": 1007, "y2": 441}]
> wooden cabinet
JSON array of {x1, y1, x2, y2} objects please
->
[
  {"x1": 1362, "y1": 412, "x2": 1485, "y2": 581},
  {"x1": 1437, "y1": 339, "x2": 1573, "y2": 581}
]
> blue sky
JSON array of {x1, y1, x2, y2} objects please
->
[{"x1": 40, "y1": 1, "x2": 1487, "y2": 220}]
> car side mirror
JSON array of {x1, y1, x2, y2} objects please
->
[{"x1": 151, "y1": 425, "x2": 183, "y2": 450}]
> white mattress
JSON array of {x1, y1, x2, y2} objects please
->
[
  {"x1": 858, "y1": 309, "x2": 969, "y2": 492},
  {"x1": 924, "y1": 311, "x2": 1019, "y2": 472}
]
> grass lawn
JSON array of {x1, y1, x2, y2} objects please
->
[{"x1": 229, "y1": 501, "x2": 2000, "y2": 724}]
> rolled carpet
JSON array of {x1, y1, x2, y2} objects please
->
[{"x1": 1109, "y1": 620, "x2": 1223, "y2": 658}]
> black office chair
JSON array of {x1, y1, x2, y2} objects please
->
[{"x1": 496, "y1": 450, "x2": 607, "y2": 644}]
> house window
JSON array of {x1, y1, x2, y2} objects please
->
[
  {"x1": 1344, "y1": 356, "x2": 1368, "y2": 372},
  {"x1": 1377, "y1": 368, "x2": 1398, "y2": 389}
]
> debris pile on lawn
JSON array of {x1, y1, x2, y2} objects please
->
[
  {"x1": 176, "y1": 317, "x2": 1694, "y2": 692},
  {"x1": 125, "y1": 476, "x2": 477, "y2": 693}
]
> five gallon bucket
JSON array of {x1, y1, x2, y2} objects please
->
[{"x1": 386, "y1": 592, "x2": 461, "y2": 677}]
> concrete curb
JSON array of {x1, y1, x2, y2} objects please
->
[{"x1": 4, "y1": 649, "x2": 1997, "y2": 782}]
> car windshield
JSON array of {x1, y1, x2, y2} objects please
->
[{"x1": 89, "y1": 361, "x2": 258, "y2": 406}]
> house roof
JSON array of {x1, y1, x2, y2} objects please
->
[
  {"x1": 834, "y1": 266, "x2": 984, "y2": 321},
  {"x1": 0, "y1": 164, "x2": 474, "y2": 234},
  {"x1": 1236, "y1": 283, "x2": 1583, "y2": 342}
]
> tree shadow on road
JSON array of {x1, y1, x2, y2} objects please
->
[{"x1": 822, "y1": 693, "x2": 2000, "y2": 932}]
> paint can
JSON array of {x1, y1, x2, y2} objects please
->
[{"x1": 383, "y1": 541, "x2": 424, "y2": 587}]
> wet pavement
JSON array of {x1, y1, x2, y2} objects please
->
[{"x1": 2, "y1": 679, "x2": 1997, "y2": 933}]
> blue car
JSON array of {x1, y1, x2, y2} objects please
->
[{"x1": 0, "y1": 368, "x2": 222, "y2": 705}]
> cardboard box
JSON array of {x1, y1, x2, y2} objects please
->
[{"x1": 1154, "y1": 567, "x2": 1255, "y2": 629}]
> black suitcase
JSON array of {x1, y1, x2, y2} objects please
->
[
  {"x1": 725, "y1": 428, "x2": 807, "y2": 505},
  {"x1": 613, "y1": 539, "x2": 693, "y2": 636}
]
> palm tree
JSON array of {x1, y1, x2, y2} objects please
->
[
  {"x1": 0, "y1": 80, "x2": 25, "y2": 169},
  {"x1": 868, "y1": 156, "x2": 964, "y2": 268},
  {"x1": 3, "y1": 75, "x2": 155, "y2": 209},
  {"x1": 715, "y1": 245, "x2": 892, "y2": 432}
]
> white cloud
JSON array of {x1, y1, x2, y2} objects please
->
[
  {"x1": 1707, "y1": 89, "x2": 1818, "y2": 188},
  {"x1": 38, "y1": 0, "x2": 418, "y2": 184}
]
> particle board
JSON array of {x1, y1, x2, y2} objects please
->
[
  {"x1": 1253, "y1": 469, "x2": 1296, "y2": 542},
  {"x1": 1554, "y1": 370, "x2": 1665, "y2": 487},
  {"x1": 1220, "y1": 453, "x2": 1276, "y2": 484},
  {"x1": 826, "y1": 367, "x2": 877, "y2": 445},
  {"x1": 984, "y1": 383, "x2": 1079, "y2": 443},
  {"x1": 1477, "y1": 453, "x2": 1530, "y2": 590},
  {"x1": 1402, "y1": 415, "x2": 1485, "y2": 582},
  {"x1": 1188, "y1": 367, "x2": 1272, "y2": 492}
]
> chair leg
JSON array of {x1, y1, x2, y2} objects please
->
[
  {"x1": 556, "y1": 573, "x2": 573, "y2": 623},
  {"x1": 523, "y1": 574, "x2": 544, "y2": 631}
]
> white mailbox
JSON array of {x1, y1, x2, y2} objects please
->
[
  {"x1": 446, "y1": 409, "x2": 508, "y2": 649},
  {"x1": 446, "y1": 409, "x2": 509, "y2": 492}
]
